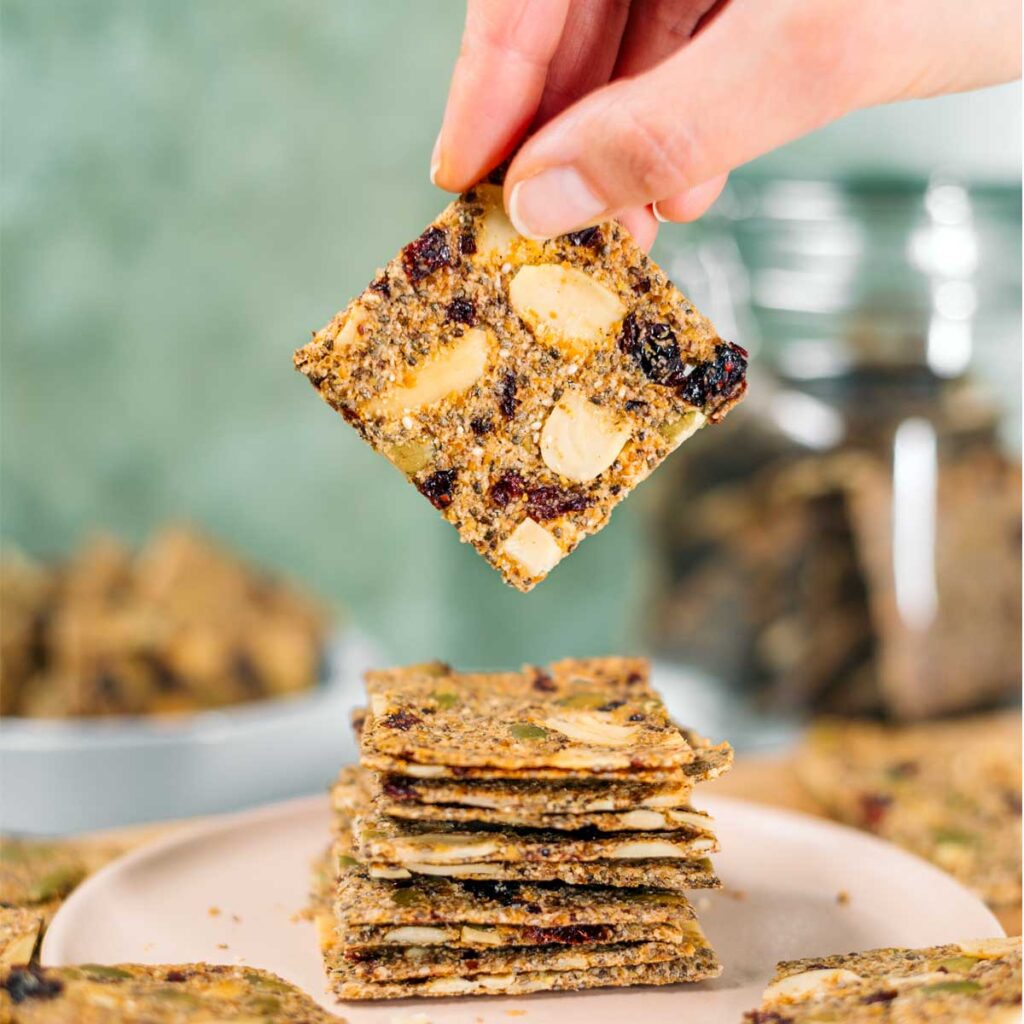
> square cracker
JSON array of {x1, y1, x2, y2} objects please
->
[
  {"x1": 360, "y1": 658, "x2": 700, "y2": 773},
  {"x1": 293, "y1": 176, "x2": 746, "y2": 592}
]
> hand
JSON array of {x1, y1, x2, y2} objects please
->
[{"x1": 431, "y1": 0, "x2": 1020, "y2": 249}]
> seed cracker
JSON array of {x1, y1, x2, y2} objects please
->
[
  {"x1": 293, "y1": 174, "x2": 746, "y2": 593},
  {"x1": 743, "y1": 937, "x2": 1021, "y2": 1024}
]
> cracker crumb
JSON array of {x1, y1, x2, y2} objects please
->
[
  {"x1": 723, "y1": 888, "x2": 747, "y2": 901},
  {"x1": 837, "y1": 889, "x2": 851, "y2": 905},
  {"x1": 207, "y1": 906, "x2": 220, "y2": 917},
  {"x1": 217, "y1": 943, "x2": 229, "y2": 950}
]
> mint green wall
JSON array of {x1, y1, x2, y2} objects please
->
[{"x1": 1, "y1": 1, "x2": 650, "y2": 667}]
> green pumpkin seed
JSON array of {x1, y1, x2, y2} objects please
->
[
  {"x1": 936, "y1": 955, "x2": 980, "y2": 973},
  {"x1": 555, "y1": 692, "x2": 607, "y2": 710},
  {"x1": 921, "y1": 980, "x2": 981, "y2": 995},
  {"x1": 510, "y1": 723, "x2": 548, "y2": 740},
  {"x1": 432, "y1": 690, "x2": 459, "y2": 709},
  {"x1": 81, "y1": 965, "x2": 134, "y2": 980}
]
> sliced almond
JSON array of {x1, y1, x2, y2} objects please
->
[
  {"x1": 336, "y1": 303, "x2": 370, "y2": 350},
  {"x1": 394, "y1": 834, "x2": 501, "y2": 863},
  {"x1": 368, "y1": 865, "x2": 411, "y2": 879},
  {"x1": 474, "y1": 184, "x2": 520, "y2": 259},
  {"x1": 764, "y1": 968, "x2": 863, "y2": 1003},
  {"x1": 460, "y1": 925, "x2": 502, "y2": 946},
  {"x1": 540, "y1": 390, "x2": 632, "y2": 483},
  {"x1": 957, "y1": 937, "x2": 1018, "y2": 958},
  {"x1": 618, "y1": 809, "x2": 669, "y2": 830},
  {"x1": 610, "y1": 839, "x2": 701, "y2": 859},
  {"x1": 508, "y1": 264, "x2": 625, "y2": 358},
  {"x1": 403, "y1": 764, "x2": 447, "y2": 779},
  {"x1": 404, "y1": 861, "x2": 502, "y2": 877},
  {"x1": 382, "y1": 926, "x2": 452, "y2": 944},
  {"x1": 543, "y1": 711, "x2": 639, "y2": 748},
  {"x1": 313, "y1": 912, "x2": 337, "y2": 954},
  {"x1": 367, "y1": 327, "x2": 490, "y2": 417},
  {"x1": 502, "y1": 518, "x2": 564, "y2": 577},
  {"x1": 369, "y1": 693, "x2": 388, "y2": 718}
]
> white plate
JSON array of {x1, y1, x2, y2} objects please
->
[
  {"x1": 43, "y1": 794, "x2": 1002, "y2": 1023},
  {"x1": 0, "y1": 632, "x2": 378, "y2": 834}
]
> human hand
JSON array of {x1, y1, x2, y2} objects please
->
[{"x1": 432, "y1": 0, "x2": 1020, "y2": 250}]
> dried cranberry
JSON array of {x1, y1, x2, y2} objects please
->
[
  {"x1": 464, "y1": 880, "x2": 520, "y2": 905},
  {"x1": 678, "y1": 341, "x2": 748, "y2": 410},
  {"x1": 522, "y1": 924, "x2": 612, "y2": 945},
  {"x1": 165, "y1": 970, "x2": 187, "y2": 983},
  {"x1": 496, "y1": 372, "x2": 518, "y2": 418},
  {"x1": 368, "y1": 274, "x2": 390, "y2": 297},
  {"x1": 626, "y1": 671, "x2": 644, "y2": 686},
  {"x1": 344, "y1": 948, "x2": 382, "y2": 962},
  {"x1": 470, "y1": 415, "x2": 492, "y2": 436},
  {"x1": 401, "y1": 226, "x2": 452, "y2": 282},
  {"x1": 459, "y1": 230, "x2": 477, "y2": 255},
  {"x1": 562, "y1": 226, "x2": 602, "y2": 250},
  {"x1": 418, "y1": 469, "x2": 458, "y2": 510},
  {"x1": 381, "y1": 709, "x2": 421, "y2": 731},
  {"x1": 382, "y1": 779, "x2": 417, "y2": 801},
  {"x1": 619, "y1": 312, "x2": 690, "y2": 387},
  {"x1": 489, "y1": 471, "x2": 526, "y2": 508},
  {"x1": 862, "y1": 990, "x2": 898, "y2": 1005},
  {"x1": 742, "y1": 1013, "x2": 795, "y2": 1024},
  {"x1": 462, "y1": 958, "x2": 481, "y2": 971},
  {"x1": 532, "y1": 671, "x2": 556, "y2": 692},
  {"x1": 2, "y1": 967, "x2": 64, "y2": 1004},
  {"x1": 859, "y1": 793, "x2": 892, "y2": 829},
  {"x1": 526, "y1": 485, "x2": 591, "y2": 521},
  {"x1": 446, "y1": 298, "x2": 476, "y2": 325}
]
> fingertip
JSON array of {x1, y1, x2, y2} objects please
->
[
  {"x1": 617, "y1": 206, "x2": 659, "y2": 252},
  {"x1": 653, "y1": 175, "x2": 729, "y2": 223}
]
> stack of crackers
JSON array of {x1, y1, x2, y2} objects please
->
[{"x1": 313, "y1": 657, "x2": 732, "y2": 1000}]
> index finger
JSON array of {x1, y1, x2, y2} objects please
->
[{"x1": 432, "y1": 0, "x2": 571, "y2": 192}]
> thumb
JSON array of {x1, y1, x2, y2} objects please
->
[{"x1": 503, "y1": 1, "x2": 885, "y2": 238}]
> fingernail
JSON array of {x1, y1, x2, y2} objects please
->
[
  {"x1": 651, "y1": 201, "x2": 669, "y2": 223},
  {"x1": 429, "y1": 132, "x2": 442, "y2": 186},
  {"x1": 507, "y1": 166, "x2": 606, "y2": 240}
]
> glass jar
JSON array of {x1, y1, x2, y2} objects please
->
[{"x1": 649, "y1": 176, "x2": 1021, "y2": 720}]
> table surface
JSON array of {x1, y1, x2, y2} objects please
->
[{"x1": 80, "y1": 753, "x2": 1020, "y2": 939}]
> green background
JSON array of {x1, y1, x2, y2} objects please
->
[{"x1": 3, "y1": 1, "x2": 1020, "y2": 668}]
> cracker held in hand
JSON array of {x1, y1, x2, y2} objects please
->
[
  {"x1": 743, "y1": 937, "x2": 1021, "y2": 1024},
  {"x1": 293, "y1": 175, "x2": 747, "y2": 591}
]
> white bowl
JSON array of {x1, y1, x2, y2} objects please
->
[{"x1": 0, "y1": 631, "x2": 379, "y2": 835}]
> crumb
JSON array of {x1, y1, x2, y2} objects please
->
[
  {"x1": 231, "y1": 914, "x2": 242, "y2": 924},
  {"x1": 207, "y1": 906, "x2": 221, "y2": 917},
  {"x1": 389, "y1": 1013, "x2": 433, "y2": 1024},
  {"x1": 506, "y1": 1011, "x2": 528, "y2": 1017},
  {"x1": 723, "y1": 888, "x2": 747, "y2": 901},
  {"x1": 216, "y1": 943, "x2": 229, "y2": 950},
  {"x1": 837, "y1": 890, "x2": 851, "y2": 905}
]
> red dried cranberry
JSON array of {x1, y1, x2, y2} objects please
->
[
  {"x1": 382, "y1": 779, "x2": 417, "y2": 801},
  {"x1": 862, "y1": 990, "x2": 898, "y2": 1004},
  {"x1": 401, "y1": 226, "x2": 453, "y2": 282},
  {"x1": 521, "y1": 924, "x2": 612, "y2": 945},
  {"x1": 859, "y1": 792, "x2": 892, "y2": 829},
  {"x1": 459, "y1": 230, "x2": 477, "y2": 255},
  {"x1": 678, "y1": 341, "x2": 748, "y2": 410},
  {"x1": 532, "y1": 671, "x2": 556, "y2": 692},
  {"x1": 562, "y1": 226, "x2": 602, "y2": 250},
  {"x1": 742, "y1": 1013, "x2": 795, "y2": 1024},
  {"x1": 626, "y1": 671, "x2": 644, "y2": 685},
  {"x1": 3, "y1": 967, "x2": 64, "y2": 1004},
  {"x1": 526, "y1": 485, "x2": 591, "y2": 521},
  {"x1": 418, "y1": 469, "x2": 458, "y2": 510},
  {"x1": 462, "y1": 958, "x2": 481, "y2": 971},
  {"x1": 165, "y1": 970, "x2": 187, "y2": 983},
  {"x1": 619, "y1": 311, "x2": 690, "y2": 387},
  {"x1": 446, "y1": 297, "x2": 476, "y2": 325},
  {"x1": 496, "y1": 372, "x2": 518, "y2": 418},
  {"x1": 489, "y1": 471, "x2": 526, "y2": 507},
  {"x1": 381, "y1": 709, "x2": 422, "y2": 731}
]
